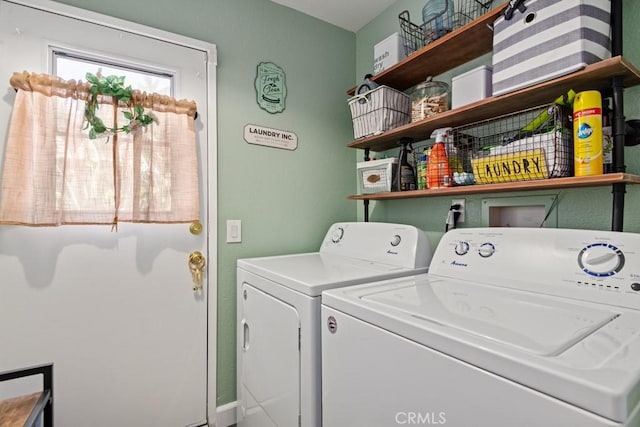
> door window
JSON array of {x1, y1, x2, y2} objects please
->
[{"x1": 52, "y1": 49, "x2": 173, "y2": 95}]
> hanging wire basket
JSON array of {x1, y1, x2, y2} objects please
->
[
  {"x1": 450, "y1": 103, "x2": 574, "y2": 185},
  {"x1": 399, "y1": 0, "x2": 494, "y2": 56}
]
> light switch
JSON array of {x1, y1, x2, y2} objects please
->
[{"x1": 226, "y1": 219, "x2": 242, "y2": 243}]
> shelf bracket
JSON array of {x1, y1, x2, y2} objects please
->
[
  {"x1": 611, "y1": 0, "x2": 625, "y2": 232},
  {"x1": 611, "y1": 76, "x2": 626, "y2": 232},
  {"x1": 364, "y1": 148, "x2": 370, "y2": 222}
]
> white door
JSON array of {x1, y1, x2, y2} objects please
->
[{"x1": 0, "y1": 1, "x2": 217, "y2": 426}]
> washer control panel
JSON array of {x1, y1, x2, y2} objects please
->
[
  {"x1": 430, "y1": 228, "x2": 640, "y2": 310},
  {"x1": 577, "y1": 243, "x2": 625, "y2": 277},
  {"x1": 477, "y1": 242, "x2": 496, "y2": 258},
  {"x1": 330, "y1": 226, "x2": 345, "y2": 243},
  {"x1": 454, "y1": 241, "x2": 470, "y2": 256}
]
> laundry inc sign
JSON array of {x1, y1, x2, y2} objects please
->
[
  {"x1": 472, "y1": 149, "x2": 549, "y2": 184},
  {"x1": 243, "y1": 124, "x2": 298, "y2": 151}
]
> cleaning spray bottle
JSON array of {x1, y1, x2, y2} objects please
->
[
  {"x1": 397, "y1": 137, "x2": 416, "y2": 191},
  {"x1": 427, "y1": 129, "x2": 453, "y2": 189}
]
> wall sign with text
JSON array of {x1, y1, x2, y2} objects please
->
[
  {"x1": 255, "y1": 62, "x2": 287, "y2": 114},
  {"x1": 244, "y1": 124, "x2": 297, "y2": 151}
]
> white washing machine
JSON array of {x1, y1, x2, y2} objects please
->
[
  {"x1": 322, "y1": 227, "x2": 640, "y2": 427},
  {"x1": 236, "y1": 222, "x2": 432, "y2": 427}
]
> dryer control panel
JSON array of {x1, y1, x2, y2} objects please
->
[
  {"x1": 319, "y1": 222, "x2": 433, "y2": 270},
  {"x1": 429, "y1": 228, "x2": 640, "y2": 310}
]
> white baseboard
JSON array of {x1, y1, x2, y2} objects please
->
[{"x1": 215, "y1": 401, "x2": 238, "y2": 427}]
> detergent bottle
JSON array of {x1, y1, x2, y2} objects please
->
[
  {"x1": 397, "y1": 137, "x2": 416, "y2": 191},
  {"x1": 417, "y1": 147, "x2": 430, "y2": 190},
  {"x1": 427, "y1": 129, "x2": 453, "y2": 188}
]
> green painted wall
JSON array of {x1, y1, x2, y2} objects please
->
[
  {"x1": 52, "y1": 0, "x2": 357, "y2": 406},
  {"x1": 355, "y1": 0, "x2": 640, "y2": 239}
]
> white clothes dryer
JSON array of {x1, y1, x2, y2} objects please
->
[
  {"x1": 236, "y1": 222, "x2": 432, "y2": 427},
  {"x1": 322, "y1": 227, "x2": 640, "y2": 427}
]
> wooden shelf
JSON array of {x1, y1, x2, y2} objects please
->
[
  {"x1": 346, "y1": 4, "x2": 637, "y2": 227},
  {"x1": 347, "y1": 3, "x2": 507, "y2": 95},
  {"x1": 348, "y1": 56, "x2": 640, "y2": 152},
  {"x1": 348, "y1": 173, "x2": 640, "y2": 201},
  {"x1": 0, "y1": 391, "x2": 50, "y2": 427},
  {"x1": 0, "y1": 364, "x2": 53, "y2": 427}
]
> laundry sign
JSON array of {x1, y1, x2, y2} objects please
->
[
  {"x1": 472, "y1": 149, "x2": 549, "y2": 184},
  {"x1": 255, "y1": 62, "x2": 286, "y2": 114},
  {"x1": 243, "y1": 124, "x2": 298, "y2": 151}
]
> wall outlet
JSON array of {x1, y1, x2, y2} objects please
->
[{"x1": 452, "y1": 199, "x2": 465, "y2": 222}]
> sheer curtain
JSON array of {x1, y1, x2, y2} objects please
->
[{"x1": 0, "y1": 71, "x2": 200, "y2": 227}]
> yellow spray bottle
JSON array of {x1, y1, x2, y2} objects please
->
[{"x1": 573, "y1": 90, "x2": 603, "y2": 176}]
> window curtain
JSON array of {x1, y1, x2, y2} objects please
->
[{"x1": 0, "y1": 71, "x2": 199, "y2": 227}]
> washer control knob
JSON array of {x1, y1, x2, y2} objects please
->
[
  {"x1": 331, "y1": 226, "x2": 345, "y2": 243},
  {"x1": 631, "y1": 283, "x2": 640, "y2": 292},
  {"x1": 455, "y1": 241, "x2": 470, "y2": 256},
  {"x1": 390, "y1": 235, "x2": 402, "y2": 247},
  {"x1": 578, "y1": 243, "x2": 625, "y2": 277},
  {"x1": 478, "y1": 242, "x2": 495, "y2": 258}
]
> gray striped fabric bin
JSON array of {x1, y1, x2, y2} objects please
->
[{"x1": 492, "y1": 0, "x2": 611, "y2": 96}]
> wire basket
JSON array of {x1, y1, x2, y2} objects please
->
[
  {"x1": 348, "y1": 86, "x2": 411, "y2": 139},
  {"x1": 399, "y1": 0, "x2": 494, "y2": 56},
  {"x1": 449, "y1": 104, "x2": 574, "y2": 185}
]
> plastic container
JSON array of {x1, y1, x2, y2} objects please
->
[
  {"x1": 397, "y1": 138, "x2": 416, "y2": 191},
  {"x1": 409, "y1": 78, "x2": 449, "y2": 122},
  {"x1": 427, "y1": 131, "x2": 453, "y2": 188},
  {"x1": 357, "y1": 158, "x2": 398, "y2": 194},
  {"x1": 422, "y1": 0, "x2": 455, "y2": 43},
  {"x1": 417, "y1": 150, "x2": 429, "y2": 190},
  {"x1": 574, "y1": 90, "x2": 603, "y2": 176},
  {"x1": 452, "y1": 65, "x2": 492, "y2": 109},
  {"x1": 374, "y1": 33, "x2": 406, "y2": 74}
]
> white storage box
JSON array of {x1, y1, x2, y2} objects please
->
[
  {"x1": 357, "y1": 158, "x2": 398, "y2": 194},
  {"x1": 374, "y1": 33, "x2": 406, "y2": 74},
  {"x1": 492, "y1": 0, "x2": 611, "y2": 96},
  {"x1": 452, "y1": 65, "x2": 492, "y2": 109},
  {"x1": 348, "y1": 85, "x2": 411, "y2": 139}
]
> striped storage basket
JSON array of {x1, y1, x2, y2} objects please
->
[
  {"x1": 492, "y1": 0, "x2": 611, "y2": 96},
  {"x1": 348, "y1": 85, "x2": 411, "y2": 139}
]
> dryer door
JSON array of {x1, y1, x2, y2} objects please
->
[{"x1": 239, "y1": 283, "x2": 301, "y2": 427}]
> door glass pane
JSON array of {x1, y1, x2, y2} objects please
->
[{"x1": 52, "y1": 51, "x2": 173, "y2": 95}]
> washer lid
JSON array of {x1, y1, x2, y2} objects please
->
[
  {"x1": 323, "y1": 275, "x2": 640, "y2": 422},
  {"x1": 360, "y1": 278, "x2": 619, "y2": 356},
  {"x1": 238, "y1": 253, "x2": 425, "y2": 296}
]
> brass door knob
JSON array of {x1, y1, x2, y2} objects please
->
[{"x1": 188, "y1": 251, "x2": 206, "y2": 292}]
